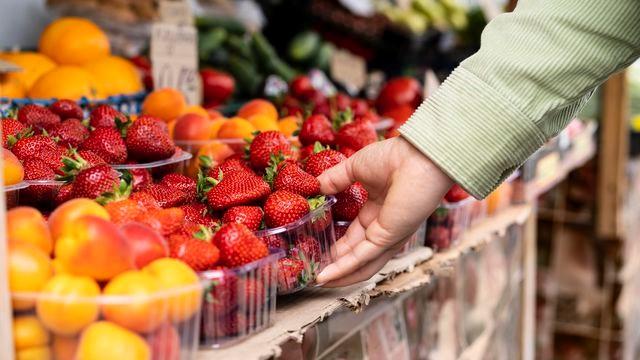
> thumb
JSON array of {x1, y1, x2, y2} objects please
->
[{"x1": 317, "y1": 156, "x2": 356, "y2": 195}]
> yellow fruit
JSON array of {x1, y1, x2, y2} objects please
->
[
  {"x1": 52, "y1": 335, "x2": 78, "y2": 360},
  {"x1": 209, "y1": 118, "x2": 226, "y2": 139},
  {"x1": 248, "y1": 114, "x2": 279, "y2": 132},
  {"x1": 182, "y1": 104, "x2": 209, "y2": 117},
  {"x1": 9, "y1": 241, "x2": 53, "y2": 310},
  {"x1": 29, "y1": 66, "x2": 102, "y2": 100},
  {"x1": 16, "y1": 346, "x2": 51, "y2": 360},
  {"x1": 76, "y1": 322, "x2": 150, "y2": 360},
  {"x1": 143, "y1": 258, "x2": 201, "y2": 322},
  {"x1": 39, "y1": 17, "x2": 110, "y2": 65},
  {"x1": 278, "y1": 116, "x2": 300, "y2": 138},
  {"x1": 0, "y1": 52, "x2": 56, "y2": 91},
  {"x1": 13, "y1": 315, "x2": 50, "y2": 350},
  {"x1": 216, "y1": 117, "x2": 256, "y2": 140},
  {"x1": 84, "y1": 56, "x2": 142, "y2": 97},
  {"x1": 36, "y1": 274, "x2": 101, "y2": 336},
  {"x1": 0, "y1": 74, "x2": 26, "y2": 98},
  {"x1": 238, "y1": 99, "x2": 278, "y2": 122},
  {"x1": 142, "y1": 88, "x2": 186, "y2": 123},
  {"x1": 7, "y1": 206, "x2": 53, "y2": 255}
]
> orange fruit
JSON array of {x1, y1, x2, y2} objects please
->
[
  {"x1": 185, "y1": 141, "x2": 235, "y2": 178},
  {"x1": 76, "y1": 321, "x2": 150, "y2": 360},
  {"x1": 182, "y1": 104, "x2": 209, "y2": 117},
  {"x1": 84, "y1": 56, "x2": 142, "y2": 97},
  {"x1": 142, "y1": 88, "x2": 187, "y2": 123},
  {"x1": 0, "y1": 74, "x2": 26, "y2": 98},
  {"x1": 9, "y1": 241, "x2": 53, "y2": 310},
  {"x1": 248, "y1": 114, "x2": 279, "y2": 132},
  {"x1": 7, "y1": 207, "x2": 53, "y2": 254},
  {"x1": 16, "y1": 346, "x2": 51, "y2": 360},
  {"x1": 39, "y1": 17, "x2": 110, "y2": 65},
  {"x1": 0, "y1": 52, "x2": 56, "y2": 91},
  {"x1": 167, "y1": 119, "x2": 177, "y2": 139},
  {"x1": 36, "y1": 274, "x2": 100, "y2": 335},
  {"x1": 216, "y1": 117, "x2": 256, "y2": 140},
  {"x1": 3, "y1": 148, "x2": 25, "y2": 185},
  {"x1": 278, "y1": 116, "x2": 300, "y2": 138},
  {"x1": 52, "y1": 335, "x2": 78, "y2": 360},
  {"x1": 237, "y1": 99, "x2": 278, "y2": 122},
  {"x1": 48, "y1": 198, "x2": 110, "y2": 242},
  {"x1": 143, "y1": 258, "x2": 201, "y2": 322},
  {"x1": 103, "y1": 270, "x2": 166, "y2": 333},
  {"x1": 13, "y1": 315, "x2": 50, "y2": 350},
  {"x1": 28, "y1": 66, "x2": 102, "y2": 100},
  {"x1": 209, "y1": 118, "x2": 226, "y2": 139}
]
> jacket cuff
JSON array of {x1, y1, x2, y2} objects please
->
[{"x1": 399, "y1": 66, "x2": 546, "y2": 199}]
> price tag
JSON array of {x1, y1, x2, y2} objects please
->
[
  {"x1": 423, "y1": 69, "x2": 440, "y2": 99},
  {"x1": 330, "y1": 49, "x2": 367, "y2": 95},
  {"x1": 158, "y1": 0, "x2": 193, "y2": 25},
  {"x1": 150, "y1": 23, "x2": 201, "y2": 105}
]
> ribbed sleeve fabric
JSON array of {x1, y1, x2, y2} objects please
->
[{"x1": 400, "y1": 0, "x2": 640, "y2": 198}]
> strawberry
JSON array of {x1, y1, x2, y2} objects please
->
[
  {"x1": 350, "y1": 99, "x2": 370, "y2": 117},
  {"x1": 271, "y1": 162, "x2": 320, "y2": 197},
  {"x1": 259, "y1": 234, "x2": 287, "y2": 249},
  {"x1": 335, "y1": 119, "x2": 377, "y2": 151},
  {"x1": 148, "y1": 324, "x2": 180, "y2": 360},
  {"x1": 59, "y1": 149, "x2": 107, "y2": 181},
  {"x1": 1, "y1": 119, "x2": 26, "y2": 147},
  {"x1": 207, "y1": 313, "x2": 247, "y2": 338},
  {"x1": 291, "y1": 235, "x2": 321, "y2": 263},
  {"x1": 140, "y1": 184, "x2": 187, "y2": 208},
  {"x1": 89, "y1": 104, "x2": 126, "y2": 128},
  {"x1": 169, "y1": 226, "x2": 220, "y2": 271},
  {"x1": 334, "y1": 222, "x2": 349, "y2": 239},
  {"x1": 207, "y1": 154, "x2": 252, "y2": 178},
  {"x1": 222, "y1": 206, "x2": 263, "y2": 231},
  {"x1": 79, "y1": 127, "x2": 128, "y2": 164},
  {"x1": 202, "y1": 271, "x2": 239, "y2": 319},
  {"x1": 427, "y1": 226, "x2": 451, "y2": 250},
  {"x1": 242, "y1": 277, "x2": 266, "y2": 307},
  {"x1": 48, "y1": 118, "x2": 89, "y2": 147},
  {"x1": 127, "y1": 166, "x2": 152, "y2": 191},
  {"x1": 249, "y1": 131, "x2": 293, "y2": 170},
  {"x1": 130, "y1": 191, "x2": 160, "y2": 211},
  {"x1": 54, "y1": 183, "x2": 75, "y2": 206},
  {"x1": 17, "y1": 104, "x2": 60, "y2": 130},
  {"x1": 299, "y1": 114, "x2": 335, "y2": 146},
  {"x1": 263, "y1": 190, "x2": 310, "y2": 228},
  {"x1": 49, "y1": 99, "x2": 84, "y2": 120},
  {"x1": 159, "y1": 173, "x2": 197, "y2": 203},
  {"x1": 444, "y1": 184, "x2": 470, "y2": 203},
  {"x1": 339, "y1": 146, "x2": 357, "y2": 158},
  {"x1": 180, "y1": 203, "x2": 218, "y2": 227},
  {"x1": 141, "y1": 207, "x2": 185, "y2": 236},
  {"x1": 276, "y1": 257, "x2": 305, "y2": 293},
  {"x1": 297, "y1": 144, "x2": 314, "y2": 163},
  {"x1": 125, "y1": 116, "x2": 175, "y2": 162},
  {"x1": 21, "y1": 158, "x2": 56, "y2": 204},
  {"x1": 304, "y1": 147, "x2": 346, "y2": 177},
  {"x1": 71, "y1": 164, "x2": 120, "y2": 199},
  {"x1": 205, "y1": 171, "x2": 271, "y2": 211},
  {"x1": 333, "y1": 182, "x2": 368, "y2": 221},
  {"x1": 11, "y1": 134, "x2": 57, "y2": 161},
  {"x1": 105, "y1": 199, "x2": 144, "y2": 224},
  {"x1": 39, "y1": 145, "x2": 68, "y2": 175},
  {"x1": 213, "y1": 223, "x2": 268, "y2": 267}
]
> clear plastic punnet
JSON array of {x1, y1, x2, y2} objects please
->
[
  {"x1": 112, "y1": 148, "x2": 192, "y2": 178},
  {"x1": 4, "y1": 181, "x2": 29, "y2": 208},
  {"x1": 426, "y1": 198, "x2": 473, "y2": 252},
  {"x1": 198, "y1": 248, "x2": 284, "y2": 348},
  {"x1": 11, "y1": 280, "x2": 204, "y2": 360},
  {"x1": 255, "y1": 196, "x2": 337, "y2": 295}
]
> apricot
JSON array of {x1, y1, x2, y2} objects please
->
[
  {"x1": 3, "y1": 148, "x2": 24, "y2": 185},
  {"x1": 173, "y1": 113, "x2": 211, "y2": 142},
  {"x1": 238, "y1": 99, "x2": 278, "y2": 122},
  {"x1": 76, "y1": 321, "x2": 150, "y2": 360},
  {"x1": 13, "y1": 315, "x2": 50, "y2": 350},
  {"x1": 52, "y1": 335, "x2": 78, "y2": 360},
  {"x1": 48, "y1": 198, "x2": 110, "y2": 242},
  {"x1": 209, "y1": 118, "x2": 226, "y2": 139},
  {"x1": 9, "y1": 241, "x2": 53, "y2": 310},
  {"x1": 142, "y1": 88, "x2": 186, "y2": 123},
  {"x1": 185, "y1": 141, "x2": 235, "y2": 178},
  {"x1": 216, "y1": 117, "x2": 256, "y2": 140},
  {"x1": 278, "y1": 116, "x2": 300, "y2": 138},
  {"x1": 7, "y1": 207, "x2": 53, "y2": 254},
  {"x1": 248, "y1": 114, "x2": 279, "y2": 132}
]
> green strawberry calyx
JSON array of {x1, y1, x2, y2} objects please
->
[
  {"x1": 95, "y1": 170, "x2": 134, "y2": 206},
  {"x1": 332, "y1": 108, "x2": 353, "y2": 130}
]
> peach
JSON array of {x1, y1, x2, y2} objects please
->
[
  {"x1": 103, "y1": 270, "x2": 166, "y2": 333},
  {"x1": 13, "y1": 315, "x2": 50, "y2": 350},
  {"x1": 54, "y1": 215, "x2": 133, "y2": 281},
  {"x1": 8, "y1": 206, "x2": 53, "y2": 254},
  {"x1": 3, "y1": 148, "x2": 24, "y2": 185},
  {"x1": 173, "y1": 113, "x2": 211, "y2": 142},
  {"x1": 185, "y1": 141, "x2": 234, "y2": 178},
  {"x1": 9, "y1": 241, "x2": 53, "y2": 310},
  {"x1": 53, "y1": 335, "x2": 79, "y2": 360},
  {"x1": 120, "y1": 223, "x2": 169, "y2": 268},
  {"x1": 207, "y1": 109, "x2": 223, "y2": 120},
  {"x1": 238, "y1": 99, "x2": 278, "y2": 122},
  {"x1": 209, "y1": 118, "x2": 226, "y2": 139},
  {"x1": 49, "y1": 198, "x2": 110, "y2": 242},
  {"x1": 143, "y1": 258, "x2": 202, "y2": 322},
  {"x1": 16, "y1": 346, "x2": 51, "y2": 360},
  {"x1": 248, "y1": 114, "x2": 279, "y2": 132},
  {"x1": 76, "y1": 321, "x2": 150, "y2": 360}
]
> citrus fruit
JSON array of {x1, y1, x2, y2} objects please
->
[
  {"x1": 39, "y1": 17, "x2": 110, "y2": 65},
  {"x1": 216, "y1": 117, "x2": 256, "y2": 139},
  {"x1": 7, "y1": 206, "x2": 53, "y2": 254},
  {"x1": 0, "y1": 52, "x2": 56, "y2": 91},
  {"x1": 237, "y1": 99, "x2": 278, "y2": 122},
  {"x1": 28, "y1": 66, "x2": 102, "y2": 100},
  {"x1": 84, "y1": 56, "x2": 142, "y2": 97},
  {"x1": 9, "y1": 241, "x2": 53, "y2": 310},
  {"x1": 76, "y1": 321, "x2": 150, "y2": 360},
  {"x1": 142, "y1": 88, "x2": 186, "y2": 123},
  {"x1": 0, "y1": 74, "x2": 26, "y2": 98},
  {"x1": 36, "y1": 274, "x2": 101, "y2": 335},
  {"x1": 13, "y1": 315, "x2": 50, "y2": 350}
]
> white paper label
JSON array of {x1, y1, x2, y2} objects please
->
[
  {"x1": 159, "y1": 0, "x2": 193, "y2": 25},
  {"x1": 330, "y1": 49, "x2": 367, "y2": 94}
]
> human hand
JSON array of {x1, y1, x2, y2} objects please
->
[{"x1": 316, "y1": 137, "x2": 453, "y2": 287}]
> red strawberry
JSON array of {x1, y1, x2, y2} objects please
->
[
  {"x1": 272, "y1": 162, "x2": 320, "y2": 197},
  {"x1": 89, "y1": 105, "x2": 126, "y2": 128},
  {"x1": 160, "y1": 173, "x2": 197, "y2": 203},
  {"x1": 259, "y1": 234, "x2": 287, "y2": 249},
  {"x1": 213, "y1": 223, "x2": 268, "y2": 267},
  {"x1": 11, "y1": 134, "x2": 57, "y2": 161},
  {"x1": 180, "y1": 203, "x2": 218, "y2": 227},
  {"x1": 48, "y1": 118, "x2": 89, "y2": 147},
  {"x1": 207, "y1": 313, "x2": 247, "y2": 338},
  {"x1": 205, "y1": 171, "x2": 271, "y2": 211},
  {"x1": 299, "y1": 114, "x2": 335, "y2": 146},
  {"x1": 131, "y1": 191, "x2": 161, "y2": 211},
  {"x1": 140, "y1": 207, "x2": 185, "y2": 236},
  {"x1": 54, "y1": 183, "x2": 75, "y2": 206},
  {"x1": 333, "y1": 182, "x2": 368, "y2": 221},
  {"x1": 201, "y1": 271, "x2": 239, "y2": 319},
  {"x1": 41, "y1": 145, "x2": 68, "y2": 175},
  {"x1": 128, "y1": 166, "x2": 152, "y2": 191},
  {"x1": 17, "y1": 104, "x2": 60, "y2": 130},
  {"x1": 49, "y1": 99, "x2": 83, "y2": 120},
  {"x1": 276, "y1": 257, "x2": 305, "y2": 292},
  {"x1": 140, "y1": 184, "x2": 187, "y2": 208},
  {"x1": 242, "y1": 277, "x2": 266, "y2": 307},
  {"x1": 444, "y1": 184, "x2": 470, "y2": 203},
  {"x1": 71, "y1": 164, "x2": 120, "y2": 199},
  {"x1": 291, "y1": 235, "x2": 321, "y2": 263},
  {"x1": 125, "y1": 116, "x2": 176, "y2": 162},
  {"x1": 59, "y1": 149, "x2": 107, "y2": 181},
  {"x1": 335, "y1": 120, "x2": 377, "y2": 151},
  {"x1": 304, "y1": 148, "x2": 346, "y2": 177},
  {"x1": 222, "y1": 206, "x2": 263, "y2": 231},
  {"x1": 21, "y1": 158, "x2": 57, "y2": 204},
  {"x1": 169, "y1": 226, "x2": 220, "y2": 271},
  {"x1": 79, "y1": 127, "x2": 128, "y2": 164},
  {"x1": 339, "y1": 146, "x2": 357, "y2": 158},
  {"x1": 334, "y1": 222, "x2": 349, "y2": 239},
  {"x1": 104, "y1": 199, "x2": 144, "y2": 224},
  {"x1": 207, "y1": 154, "x2": 252, "y2": 178},
  {"x1": 350, "y1": 98, "x2": 370, "y2": 117},
  {"x1": 1, "y1": 119, "x2": 26, "y2": 147},
  {"x1": 263, "y1": 190, "x2": 310, "y2": 228},
  {"x1": 249, "y1": 131, "x2": 293, "y2": 170}
]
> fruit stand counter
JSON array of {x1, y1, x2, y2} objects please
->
[{"x1": 197, "y1": 205, "x2": 532, "y2": 359}]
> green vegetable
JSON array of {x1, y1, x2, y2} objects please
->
[
  {"x1": 195, "y1": 17, "x2": 246, "y2": 35},
  {"x1": 225, "y1": 35, "x2": 253, "y2": 62},
  {"x1": 309, "y1": 42, "x2": 334, "y2": 71},
  {"x1": 288, "y1": 31, "x2": 321, "y2": 62},
  {"x1": 227, "y1": 55, "x2": 263, "y2": 95},
  {"x1": 198, "y1": 28, "x2": 227, "y2": 61}
]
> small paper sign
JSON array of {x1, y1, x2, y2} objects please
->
[
  {"x1": 423, "y1": 69, "x2": 440, "y2": 99},
  {"x1": 150, "y1": 23, "x2": 201, "y2": 105},
  {"x1": 158, "y1": 0, "x2": 193, "y2": 25},
  {"x1": 330, "y1": 49, "x2": 367, "y2": 95}
]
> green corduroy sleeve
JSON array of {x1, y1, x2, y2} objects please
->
[{"x1": 400, "y1": 0, "x2": 640, "y2": 198}]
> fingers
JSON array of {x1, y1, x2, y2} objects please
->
[
  {"x1": 316, "y1": 238, "x2": 387, "y2": 284},
  {"x1": 321, "y1": 247, "x2": 399, "y2": 287},
  {"x1": 317, "y1": 156, "x2": 355, "y2": 195}
]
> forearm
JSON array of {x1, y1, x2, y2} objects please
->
[{"x1": 400, "y1": 0, "x2": 640, "y2": 198}]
